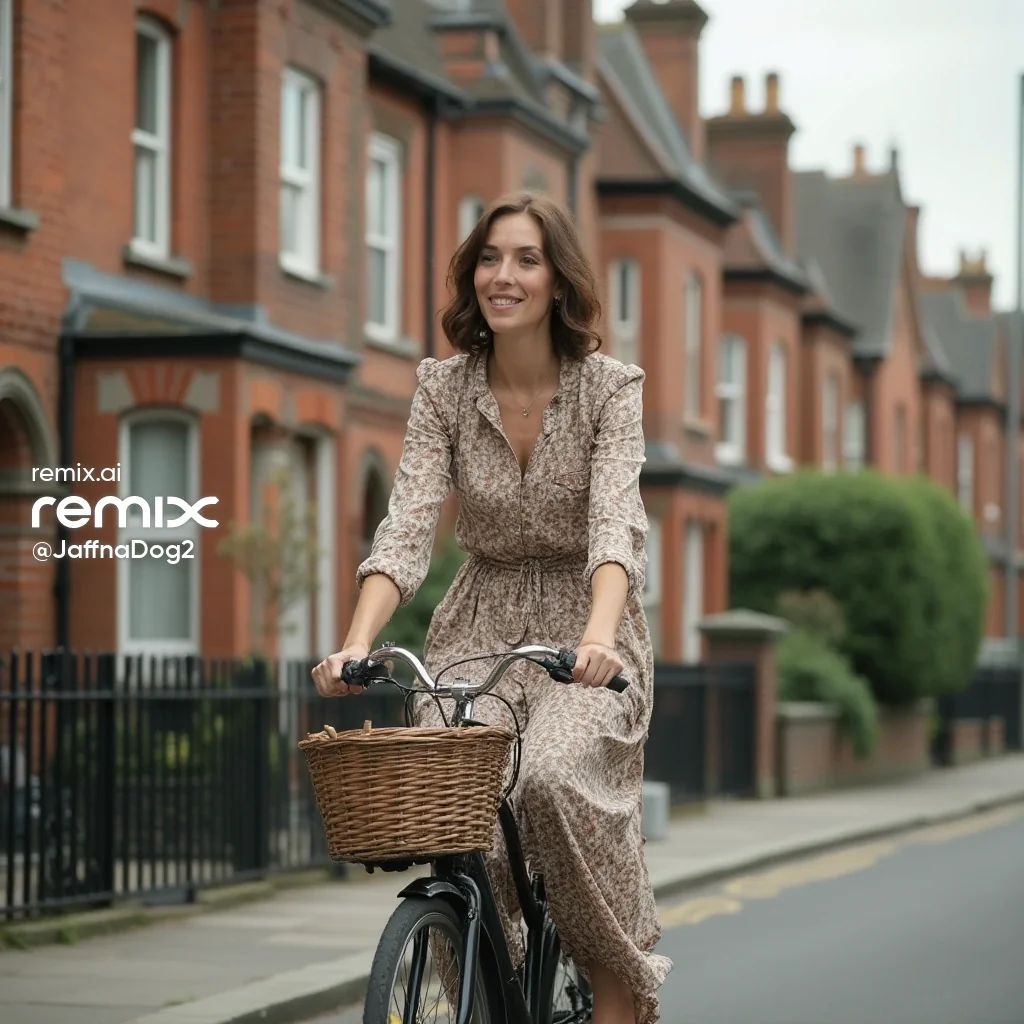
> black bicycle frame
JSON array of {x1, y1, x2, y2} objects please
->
[{"x1": 397, "y1": 797, "x2": 551, "y2": 1024}]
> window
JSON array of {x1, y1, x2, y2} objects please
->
[
  {"x1": 844, "y1": 401, "x2": 865, "y2": 469},
  {"x1": 766, "y1": 343, "x2": 790, "y2": 471},
  {"x1": 715, "y1": 334, "x2": 746, "y2": 464},
  {"x1": 458, "y1": 195, "x2": 484, "y2": 243},
  {"x1": 609, "y1": 258, "x2": 640, "y2": 366},
  {"x1": 0, "y1": 0, "x2": 12, "y2": 208},
  {"x1": 132, "y1": 17, "x2": 172, "y2": 258},
  {"x1": 643, "y1": 516, "x2": 661, "y2": 659},
  {"x1": 279, "y1": 67, "x2": 321, "y2": 276},
  {"x1": 684, "y1": 273, "x2": 702, "y2": 419},
  {"x1": 682, "y1": 522, "x2": 704, "y2": 664},
  {"x1": 822, "y1": 372, "x2": 840, "y2": 471},
  {"x1": 118, "y1": 414, "x2": 199, "y2": 657},
  {"x1": 366, "y1": 132, "x2": 402, "y2": 342},
  {"x1": 957, "y1": 432, "x2": 974, "y2": 513}
]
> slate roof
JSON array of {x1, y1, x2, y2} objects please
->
[
  {"x1": 368, "y1": 0, "x2": 592, "y2": 151},
  {"x1": 595, "y1": 22, "x2": 736, "y2": 221},
  {"x1": 722, "y1": 187, "x2": 808, "y2": 292},
  {"x1": 921, "y1": 289, "x2": 1001, "y2": 402},
  {"x1": 793, "y1": 169, "x2": 905, "y2": 358}
]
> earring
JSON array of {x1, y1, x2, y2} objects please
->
[{"x1": 553, "y1": 295, "x2": 562, "y2": 309}]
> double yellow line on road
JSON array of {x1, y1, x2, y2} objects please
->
[{"x1": 659, "y1": 803, "x2": 1023, "y2": 930}]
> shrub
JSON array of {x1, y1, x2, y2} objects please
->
[
  {"x1": 384, "y1": 536, "x2": 467, "y2": 652},
  {"x1": 729, "y1": 468, "x2": 987, "y2": 706},
  {"x1": 776, "y1": 589, "x2": 846, "y2": 647},
  {"x1": 776, "y1": 629, "x2": 879, "y2": 757}
]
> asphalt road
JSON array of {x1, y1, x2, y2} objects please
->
[{"x1": 309, "y1": 803, "x2": 1024, "y2": 1024}]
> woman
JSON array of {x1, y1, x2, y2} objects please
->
[{"x1": 312, "y1": 192, "x2": 671, "y2": 1024}]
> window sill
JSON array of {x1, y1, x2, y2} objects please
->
[
  {"x1": 365, "y1": 334, "x2": 421, "y2": 359},
  {"x1": 0, "y1": 206, "x2": 41, "y2": 235},
  {"x1": 123, "y1": 243, "x2": 194, "y2": 280},
  {"x1": 280, "y1": 259, "x2": 333, "y2": 289},
  {"x1": 684, "y1": 418, "x2": 713, "y2": 439},
  {"x1": 714, "y1": 444, "x2": 746, "y2": 467},
  {"x1": 766, "y1": 454, "x2": 794, "y2": 474}
]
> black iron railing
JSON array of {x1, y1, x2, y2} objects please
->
[
  {"x1": 0, "y1": 650, "x2": 407, "y2": 920},
  {"x1": 932, "y1": 663, "x2": 1023, "y2": 764},
  {"x1": 646, "y1": 662, "x2": 757, "y2": 804}
]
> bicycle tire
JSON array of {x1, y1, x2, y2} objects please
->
[
  {"x1": 536, "y1": 928, "x2": 593, "y2": 1024},
  {"x1": 363, "y1": 896, "x2": 501, "y2": 1024}
]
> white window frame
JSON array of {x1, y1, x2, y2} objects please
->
[
  {"x1": 0, "y1": 0, "x2": 12, "y2": 209},
  {"x1": 458, "y1": 195, "x2": 485, "y2": 243},
  {"x1": 682, "y1": 521, "x2": 704, "y2": 664},
  {"x1": 279, "y1": 66, "x2": 321, "y2": 278},
  {"x1": 131, "y1": 16, "x2": 172, "y2": 259},
  {"x1": 844, "y1": 401, "x2": 865, "y2": 469},
  {"x1": 643, "y1": 515, "x2": 661, "y2": 659},
  {"x1": 609, "y1": 258, "x2": 640, "y2": 366},
  {"x1": 116, "y1": 410, "x2": 200, "y2": 660},
  {"x1": 957, "y1": 432, "x2": 974, "y2": 514},
  {"x1": 365, "y1": 132, "x2": 403, "y2": 343},
  {"x1": 766, "y1": 342, "x2": 792, "y2": 472},
  {"x1": 822, "y1": 372, "x2": 840, "y2": 472},
  {"x1": 684, "y1": 273, "x2": 702, "y2": 420},
  {"x1": 715, "y1": 333, "x2": 747, "y2": 465},
  {"x1": 314, "y1": 432, "x2": 336, "y2": 656}
]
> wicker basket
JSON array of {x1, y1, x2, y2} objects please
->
[{"x1": 299, "y1": 719, "x2": 514, "y2": 863}]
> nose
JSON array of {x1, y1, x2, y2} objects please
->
[{"x1": 493, "y1": 257, "x2": 516, "y2": 285}]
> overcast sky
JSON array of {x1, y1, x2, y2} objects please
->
[{"x1": 593, "y1": 0, "x2": 1023, "y2": 310}]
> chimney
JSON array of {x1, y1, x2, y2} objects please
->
[
  {"x1": 505, "y1": 0, "x2": 563, "y2": 57},
  {"x1": 624, "y1": 0, "x2": 710, "y2": 163},
  {"x1": 954, "y1": 249, "x2": 994, "y2": 315},
  {"x1": 852, "y1": 143, "x2": 867, "y2": 177},
  {"x1": 705, "y1": 71, "x2": 797, "y2": 251}
]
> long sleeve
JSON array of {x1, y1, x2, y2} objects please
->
[
  {"x1": 585, "y1": 366, "x2": 648, "y2": 600},
  {"x1": 355, "y1": 359, "x2": 453, "y2": 606}
]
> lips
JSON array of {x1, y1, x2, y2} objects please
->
[{"x1": 489, "y1": 297, "x2": 523, "y2": 308}]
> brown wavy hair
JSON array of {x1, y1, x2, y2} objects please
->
[{"x1": 440, "y1": 192, "x2": 603, "y2": 360}]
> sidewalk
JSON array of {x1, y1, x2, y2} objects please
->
[{"x1": 2, "y1": 755, "x2": 1023, "y2": 1024}]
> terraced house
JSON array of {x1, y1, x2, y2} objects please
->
[{"x1": 0, "y1": 0, "x2": 1018, "y2": 667}]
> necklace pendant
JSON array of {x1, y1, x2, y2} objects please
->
[{"x1": 522, "y1": 408, "x2": 529, "y2": 417}]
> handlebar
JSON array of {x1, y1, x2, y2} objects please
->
[{"x1": 340, "y1": 644, "x2": 630, "y2": 696}]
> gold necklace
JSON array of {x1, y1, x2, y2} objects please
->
[{"x1": 494, "y1": 362, "x2": 558, "y2": 417}]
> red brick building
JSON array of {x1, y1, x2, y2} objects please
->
[{"x1": 0, "y1": 0, "x2": 1017, "y2": 667}]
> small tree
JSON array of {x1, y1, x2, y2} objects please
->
[{"x1": 218, "y1": 463, "x2": 322, "y2": 657}]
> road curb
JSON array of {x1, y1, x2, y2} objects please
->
[{"x1": 124, "y1": 787, "x2": 1024, "y2": 1024}]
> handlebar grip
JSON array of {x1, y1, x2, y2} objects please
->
[
  {"x1": 340, "y1": 658, "x2": 389, "y2": 687},
  {"x1": 558, "y1": 650, "x2": 630, "y2": 693}
]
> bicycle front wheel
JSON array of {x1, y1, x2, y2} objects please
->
[{"x1": 363, "y1": 896, "x2": 498, "y2": 1024}]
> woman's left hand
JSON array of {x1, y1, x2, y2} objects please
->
[{"x1": 573, "y1": 641, "x2": 625, "y2": 688}]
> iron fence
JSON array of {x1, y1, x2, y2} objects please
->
[
  {"x1": 645, "y1": 661, "x2": 757, "y2": 804},
  {"x1": 931, "y1": 663, "x2": 1023, "y2": 764},
  {"x1": 0, "y1": 650, "x2": 409, "y2": 921}
]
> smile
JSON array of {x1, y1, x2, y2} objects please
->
[{"x1": 490, "y1": 297, "x2": 523, "y2": 307}]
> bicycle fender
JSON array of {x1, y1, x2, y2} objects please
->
[{"x1": 396, "y1": 877, "x2": 467, "y2": 909}]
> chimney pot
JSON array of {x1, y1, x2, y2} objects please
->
[
  {"x1": 765, "y1": 72, "x2": 779, "y2": 114},
  {"x1": 730, "y1": 75, "x2": 745, "y2": 116},
  {"x1": 853, "y1": 143, "x2": 866, "y2": 176}
]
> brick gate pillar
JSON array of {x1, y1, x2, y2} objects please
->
[{"x1": 699, "y1": 609, "x2": 788, "y2": 799}]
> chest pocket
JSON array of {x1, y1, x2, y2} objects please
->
[{"x1": 553, "y1": 469, "x2": 591, "y2": 492}]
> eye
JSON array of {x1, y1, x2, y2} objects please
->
[{"x1": 521, "y1": 255, "x2": 538, "y2": 266}]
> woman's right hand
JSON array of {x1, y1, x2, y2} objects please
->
[{"x1": 311, "y1": 642, "x2": 370, "y2": 697}]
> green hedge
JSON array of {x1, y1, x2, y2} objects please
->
[
  {"x1": 384, "y1": 537, "x2": 467, "y2": 652},
  {"x1": 776, "y1": 629, "x2": 879, "y2": 757},
  {"x1": 729, "y1": 469, "x2": 988, "y2": 706}
]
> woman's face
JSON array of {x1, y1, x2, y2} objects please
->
[{"x1": 473, "y1": 212, "x2": 559, "y2": 338}]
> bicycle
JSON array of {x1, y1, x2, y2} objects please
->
[{"x1": 337, "y1": 641, "x2": 630, "y2": 1024}]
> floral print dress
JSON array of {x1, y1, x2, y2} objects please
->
[{"x1": 356, "y1": 350, "x2": 672, "y2": 1023}]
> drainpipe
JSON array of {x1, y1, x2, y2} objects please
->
[
  {"x1": 567, "y1": 154, "x2": 579, "y2": 219},
  {"x1": 424, "y1": 96, "x2": 439, "y2": 360},
  {"x1": 56, "y1": 326, "x2": 74, "y2": 650},
  {"x1": 858, "y1": 357, "x2": 880, "y2": 467}
]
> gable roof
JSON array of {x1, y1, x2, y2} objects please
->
[
  {"x1": 595, "y1": 22, "x2": 736, "y2": 223},
  {"x1": 793, "y1": 169, "x2": 905, "y2": 358},
  {"x1": 722, "y1": 187, "x2": 808, "y2": 294},
  {"x1": 921, "y1": 289, "x2": 1001, "y2": 403}
]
